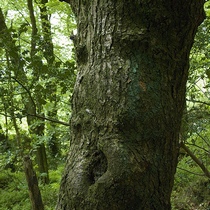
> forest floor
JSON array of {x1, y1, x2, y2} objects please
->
[{"x1": 0, "y1": 165, "x2": 209, "y2": 210}]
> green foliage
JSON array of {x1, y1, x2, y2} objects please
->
[
  {"x1": 172, "y1": 168, "x2": 210, "y2": 210},
  {"x1": 172, "y1": 153, "x2": 210, "y2": 209},
  {"x1": 0, "y1": 167, "x2": 63, "y2": 210},
  {"x1": 171, "y1": 5, "x2": 210, "y2": 209},
  {"x1": 0, "y1": 170, "x2": 30, "y2": 210},
  {"x1": 0, "y1": 0, "x2": 76, "y2": 170}
]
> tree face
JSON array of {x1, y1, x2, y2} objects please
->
[{"x1": 57, "y1": 1, "x2": 205, "y2": 209}]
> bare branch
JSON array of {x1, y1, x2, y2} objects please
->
[
  {"x1": 27, "y1": 113, "x2": 70, "y2": 126},
  {"x1": 180, "y1": 142, "x2": 210, "y2": 178},
  {"x1": 177, "y1": 167, "x2": 206, "y2": 177},
  {"x1": 196, "y1": 131, "x2": 210, "y2": 147},
  {"x1": 186, "y1": 99, "x2": 210, "y2": 106},
  {"x1": 186, "y1": 142, "x2": 210, "y2": 154},
  {"x1": 0, "y1": 111, "x2": 70, "y2": 126},
  {"x1": 11, "y1": 76, "x2": 37, "y2": 111}
]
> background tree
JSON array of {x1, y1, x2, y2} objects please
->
[
  {"x1": 56, "y1": 1, "x2": 205, "y2": 209},
  {"x1": 0, "y1": 0, "x2": 76, "y2": 181},
  {"x1": 172, "y1": 2, "x2": 210, "y2": 208}
]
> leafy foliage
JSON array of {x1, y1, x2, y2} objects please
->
[
  {"x1": 171, "y1": 3, "x2": 210, "y2": 209},
  {"x1": 0, "y1": 0, "x2": 76, "y2": 164},
  {"x1": 0, "y1": 168, "x2": 63, "y2": 210}
]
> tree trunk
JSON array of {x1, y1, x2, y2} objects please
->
[
  {"x1": 39, "y1": 0, "x2": 61, "y2": 158},
  {"x1": 24, "y1": 156, "x2": 44, "y2": 210},
  {"x1": 57, "y1": 1, "x2": 205, "y2": 209},
  {"x1": 27, "y1": 0, "x2": 50, "y2": 184}
]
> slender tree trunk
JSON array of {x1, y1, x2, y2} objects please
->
[
  {"x1": 39, "y1": 0, "x2": 61, "y2": 158},
  {"x1": 26, "y1": 0, "x2": 50, "y2": 184},
  {"x1": 24, "y1": 156, "x2": 44, "y2": 210},
  {"x1": 57, "y1": 1, "x2": 205, "y2": 209}
]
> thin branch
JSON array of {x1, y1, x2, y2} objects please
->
[
  {"x1": 1, "y1": 76, "x2": 70, "y2": 126},
  {"x1": 0, "y1": 112, "x2": 70, "y2": 126},
  {"x1": 196, "y1": 131, "x2": 210, "y2": 147},
  {"x1": 9, "y1": 2, "x2": 30, "y2": 26},
  {"x1": 11, "y1": 76, "x2": 37, "y2": 111},
  {"x1": 27, "y1": 113, "x2": 70, "y2": 126},
  {"x1": 180, "y1": 142, "x2": 210, "y2": 178},
  {"x1": 177, "y1": 167, "x2": 206, "y2": 177},
  {"x1": 186, "y1": 99, "x2": 210, "y2": 106},
  {"x1": 0, "y1": 112, "x2": 10, "y2": 117},
  {"x1": 186, "y1": 143, "x2": 210, "y2": 154}
]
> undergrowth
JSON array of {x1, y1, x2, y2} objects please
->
[
  {"x1": 171, "y1": 156, "x2": 210, "y2": 210},
  {"x1": 0, "y1": 159, "x2": 209, "y2": 210},
  {"x1": 0, "y1": 166, "x2": 63, "y2": 210}
]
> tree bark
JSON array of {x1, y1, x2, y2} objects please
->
[
  {"x1": 24, "y1": 156, "x2": 44, "y2": 210},
  {"x1": 57, "y1": 1, "x2": 205, "y2": 209}
]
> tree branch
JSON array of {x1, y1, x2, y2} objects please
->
[
  {"x1": 0, "y1": 112, "x2": 70, "y2": 126},
  {"x1": 1, "y1": 76, "x2": 70, "y2": 126},
  {"x1": 186, "y1": 99, "x2": 210, "y2": 106},
  {"x1": 186, "y1": 143, "x2": 210, "y2": 154},
  {"x1": 180, "y1": 142, "x2": 210, "y2": 178},
  {"x1": 27, "y1": 113, "x2": 70, "y2": 126},
  {"x1": 11, "y1": 76, "x2": 37, "y2": 111},
  {"x1": 177, "y1": 167, "x2": 206, "y2": 177},
  {"x1": 59, "y1": 0, "x2": 70, "y2": 4}
]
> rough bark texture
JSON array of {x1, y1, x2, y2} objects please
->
[{"x1": 57, "y1": 1, "x2": 205, "y2": 209}]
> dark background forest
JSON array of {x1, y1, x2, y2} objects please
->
[{"x1": 0, "y1": 0, "x2": 209, "y2": 209}]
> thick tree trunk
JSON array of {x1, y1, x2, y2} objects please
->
[{"x1": 57, "y1": 1, "x2": 205, "y2": 209}]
